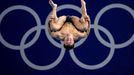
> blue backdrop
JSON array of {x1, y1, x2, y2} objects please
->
[{"x1": 0, "y1": 0, "x2": 134, "y2": 75}]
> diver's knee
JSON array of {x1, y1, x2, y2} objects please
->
[{"x1": 59, "y1": 16, "x2": 67, "y2": 20}]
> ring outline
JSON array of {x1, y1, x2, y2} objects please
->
[
  {"x1": 94, "y1": 4, "x2": 134, "y2": 49},
  {"x1": 0, "y1": 5, "x2": 41, "y2": 50},
  {"x1": 70, "y1": 25, "x2": 115, "y2": 70},
  {"x1": 20, "y1": 25, "x2": 66, "y2": 70}
]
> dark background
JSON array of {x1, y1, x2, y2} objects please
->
[{"x1": 0, "y1": 0, "x2": 134, "y2": 75}]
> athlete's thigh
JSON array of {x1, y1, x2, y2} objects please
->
[
  {"x1": 71, "y1": 16, "x2": 84, "y2": 31},
  {"x1": 57, "y1": 15, "x2": 67, "y2": 25},
  {"x1": 49, "y1": 16, "x2": 67, "y2": 31}
]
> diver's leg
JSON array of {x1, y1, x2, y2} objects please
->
[
  {"x1": 81, "y1": 0, "x2": 88, "y2": 19},
  {"x1": 71, "y1": 16, "x2": 84, "y2": 31},
  {"x1": 49, "y1": 0, "x2": 66, "y2": 31},
  {"x1": 72, "y1": 0, "x2": 90, "y2": 31},
  {"x1": 80, "y1": 0, "x2": 90, "y2": 30}
]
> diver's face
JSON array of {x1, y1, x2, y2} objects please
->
[{"x1": 64, "y1": 34, "x2": 74, "y2": 47}]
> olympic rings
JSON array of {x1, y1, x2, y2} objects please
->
[
  {"x1": 0, "y1": 5, "x2": 41, "y2": 50},
  {"x1": 20, "y1": 25, "x2": 66, "y2": 70},
  {"x1": 94, "y1": 4, "x2": 134, "y2": 49},
  {"x1": 0, "y1": 3, "x2": 133, "y2": 70},
  {"x1": 69, "y1": 25, "x2": 115, "y2": 70}
]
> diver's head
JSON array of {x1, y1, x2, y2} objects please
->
[{"x1": 64, "y1": 34, "x2": 74, "y2": 50}]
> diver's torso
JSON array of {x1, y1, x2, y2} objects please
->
[
  {"x1": 58, "y1": 22, "x2": 81, "y2": 40},
  {"x1": 49, "y1": 16, "x2": 88, "y2": 41}
]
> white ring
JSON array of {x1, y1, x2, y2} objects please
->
[
  {"x1": 70, "y1": 25, "x2": 115, "y2": 70},
  {"x1": 0, "y1": 5, "x2": 41, "y2": 50},
  {"x1": 20, "y1": 25, "x2": 66, "y2": 70},
  {"x1": 94, "y1": 3, "x2": 134, "y2": 49},
  {"x1": 45, "y1": 4, "x2": 90, "y2": 48}
]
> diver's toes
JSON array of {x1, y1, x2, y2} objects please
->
[{"x1": 49, "y1": 0, "x2": 57, "y2": 8}]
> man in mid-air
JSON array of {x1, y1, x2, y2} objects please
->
[{"x1": 48, "y1": 0, "x2": 90, "y2": 49}]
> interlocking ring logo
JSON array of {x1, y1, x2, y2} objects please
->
[{"x1": 0, "y1": 3, "x2": 134, "y2": 70}]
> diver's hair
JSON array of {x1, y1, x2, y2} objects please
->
[{"x1": 64, "y1": 44, "x2": 74, "y2": 50}]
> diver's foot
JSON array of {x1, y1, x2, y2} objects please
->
[
  {"x1": 49, "y1": 0, "x2": 57, "y2": 9},
  {"x1": 81, "y1": 0, "x2": 86, "y2": 6}
]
